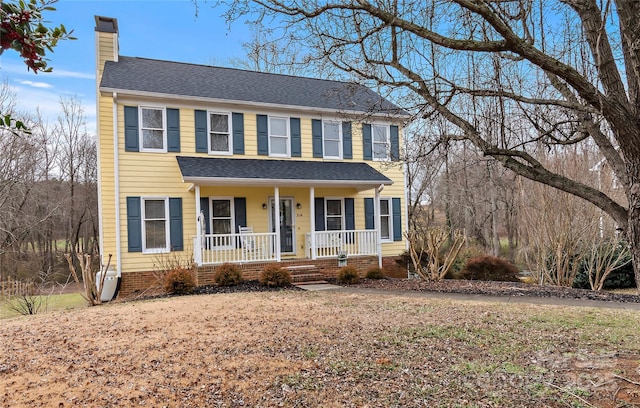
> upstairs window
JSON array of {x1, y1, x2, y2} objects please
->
[
  {"x1": 372, "y1": 124, "x2": 389, "y2": 160},
  {"x1": 269, "y1": 116, "x2": 289, "y2": 157},
  {"x1": 209, "y1": 112, "x2": 232, "y2": 154},
  {"x1": 323, "y1": 121, "x2": 342, "y2": 159},
  {"x1": 140, "y1": 106, "x2": 166, "y2": 152}
]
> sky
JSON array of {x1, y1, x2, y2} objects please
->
[{"x1": 0, "y1": 0, "x2": 254, "y2": 133}]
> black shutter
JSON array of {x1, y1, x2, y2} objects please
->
[
  {"x1": 345, "y1": 198, "x2": 355, "y2": 230},
  {"x1": 200, "y1": 197, "x2": 210, "y2": 234},
  {"x1": 195, "y1": 110, "x2": 208, "y2": 153},
  {"x1": 232, "y1": 112, "x2": 244, "y2": 154},
  {"x1": 290, "y1": 117, "x2": 301, "y2": 157},
  {"x1": 342, "y1": 121, "x2": 352, "y2": 159},
  {"x1": 362, "y1": 123, "x2": 372, "y2": 160},
  {"x1": 314, "y1": 197, "x2": 325, "y2": 231},
  {"x1": 392, "y1": 197, "x2": 402, "y2": 241},
  {"x1": 126, "y1": 197, "x2": 142, "y2": 252},
  {"x1": 124, "y1": 106, "x2": 139, "y2": 152},
  {"x1": 167, "y1": 108, "x2": 180, "y2": 152},
  {"x1": 257, "y1": 114, "x2": 268, "y2": 155},
  {"x1": 312, "y1": 119, "x2": 323, "y2": 158},
  {"x1": 364, "y1": 198, "x2": 375, "y2": 230},
  {"x1": 390, "y1": 125, "x2": 399, "y2": 161},
  {"x1": 169, "y1": 198, "x2": 183, "y2": 250},
  {"x1": 234, "y1": 198, "x2": 247, "y2": 232}
]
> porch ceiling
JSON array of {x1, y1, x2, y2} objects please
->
[{"x1": 176, "y1": 156, "x2": 393, "y2": 190}]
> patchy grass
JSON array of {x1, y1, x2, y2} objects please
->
[
  {"x1": 1, "y1": 291, "x2": 639, "y2": 407},
  {"x1": 0, "y1": 292, "x2": 86, "y2": 319}
]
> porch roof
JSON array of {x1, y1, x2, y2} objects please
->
[{"x1": 176, "y1": 156, "x2": 393, "y2": 190}]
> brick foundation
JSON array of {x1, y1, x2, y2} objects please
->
[{"x1": 116, "y1": 255, "x2": 402, "y2": 299}]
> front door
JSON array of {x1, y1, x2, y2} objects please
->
[{"x1": 269, "y1": 198, "x2": 295, "y2": 253}]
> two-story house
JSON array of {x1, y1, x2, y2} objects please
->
[{"x1": 95, "y1": 16, "x2": 410, "y2": 298}]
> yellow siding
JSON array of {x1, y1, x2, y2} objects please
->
[{"x1": 101, "y1": 100, "x2": 407, "y2": 273}]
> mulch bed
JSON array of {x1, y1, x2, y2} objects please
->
[{"x1": 350, "y1": 278, "x2": 640, "y2": 303}]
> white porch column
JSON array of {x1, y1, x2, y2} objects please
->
[
  {"x1": 309, "y1": 187, "x2": 316, "y2": 260},
  {"x1": 375, "y1": 185, "x2": 383, "y2": 268},
  {"x1": 195, "y1": 185, "x2": 202, "y2": 266},
  {"x1": 274, "y1": 186, "x2": 281, "y2": 262}
]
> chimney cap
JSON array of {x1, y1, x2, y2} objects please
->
[{"x1": 95, "y1": 16, "x2": 118, "y2": 33}]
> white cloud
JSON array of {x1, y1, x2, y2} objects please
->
[
  {"x1": 1, "y1": 61, "x2": 94, "y2": 80},
  {"x1": 20, "y1": 80, "x2": 54, "y2": 89}
]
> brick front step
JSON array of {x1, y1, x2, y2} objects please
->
[{"x1": 285, "y1": 265, "x2": 327, "y2": 283}]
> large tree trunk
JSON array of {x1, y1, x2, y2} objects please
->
[{"x1": 626, "y1": 161, "x2": 640, "y2": 287}]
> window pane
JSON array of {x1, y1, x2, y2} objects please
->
[
  {"x1": 373, "y1": 125, "x2": 387, "y2": 142},
  {"x1": 326, "y1": 200, "x2": 342, "y2": 216},
  {"x1": 212, "y1": 219, "x2": 231, "y2": 234},
  {"x1": 145, "y1": 200, "x2": 165, "y2": 218},
  {"x1": 380, "y1": 200, "x2": 390, "y2": 215},
  {"x1": 142, "y1": 108, "x2": 163, "y2": 129},
  {"x1": 210, "y1": 133, "x2": 229, "y2": 151},
  {"x1": 381, "y1": 216, "x2": 390, "y2": 240},
  {"x1": 145, "y1": 220, "x2": 166, "y2": 249},
  {"x1": 212, "y1": 200, "x2": 231, "y2": 217},
  {"x1": 142, "y1": 129, "x2": 164, "y2": 149},
  {"x1": 373, "y1": 143, "x2": 388, "y2": 159},
  {"x1": 270, "y1": 137, "x2": 287, "y2": 155},
  {"x1": 324, "y1": 140, "x2": 340, "y2": 157},
  {"x1": 327, "y1": 217, "x2": 342, "y2": 231},
  {"x1": 210, "y1": 114, "x2": 228, "y2": 133},
  {"x1": 323, "y1": 122, "x2": 340, "y2": 140},
  {"x1": 270, "y1": 118, "x2": 287, "y2": 136}
]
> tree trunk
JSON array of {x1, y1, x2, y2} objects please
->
[{"x1": 627, "y1": 162, "x2": 640, "y2": 288}]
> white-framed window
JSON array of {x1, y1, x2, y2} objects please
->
[
  {"x1": 269, "y1": 116, "x2": 289, "y2": 157},
  {"x1": 142, "y1": 197, "x2": 170, "y2": 253},
  {"x1": 372, "y1": 124, "x2": 389, "y2": 161},
  {"x1": 210, "y1": 197, "x2": 235, "y2": 247},
  {"x1": 323, "y1": 120, "x2": 342, "y2": 159},
  {"x1": 208, "y1": 111, "x2": 232, "y2": 154},
  {"x1": 379, "y1": 198, "x2": 393, "y2": 242},
  {"x1": 140, "y1": 106, "x2": 166, "y2": 152},
  {"x1": 325, "y1": 198, "x2": 344, "y2": 231}
]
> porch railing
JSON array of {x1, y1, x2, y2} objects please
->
[
  {"x1": 194, "y1": 232, "x2": 277, "y2": 265},
  {"x1": 306, "y1": 230, "x2": 378, "y2": 258}
]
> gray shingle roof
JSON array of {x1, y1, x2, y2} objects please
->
[
  {"x1": 176, "y1": 156, "x2": 393, "y2": 187},
  {"x1": 101, "y1": 56, "x2": 408, "y2": 116}
]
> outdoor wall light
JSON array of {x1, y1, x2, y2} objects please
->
[
  {"x1": 296, "y1": 203, "x2": 302, "y2": 209},
  {"x1": 262, "y1": 203, "x2": 267, "y2": 210}
]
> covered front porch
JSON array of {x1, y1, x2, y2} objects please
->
[{"x1": 177, "y1": 156, "x2": 393, "y2": 267}]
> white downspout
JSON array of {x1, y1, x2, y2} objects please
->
[
  {"x1": 375, "y1": 184, "x2": 384, "y2": 268},
  {"x1": 274, "y1": 186, "x2": 281, "y2": 262},
  {"x1": 113, "y1": 93, "x2": 122, "y2": 278},
  {"x1": 310, "y1": 187, "x2": 316, "y2": 260}
]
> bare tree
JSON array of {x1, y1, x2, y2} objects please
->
[{"x1": 218, "y1": 0, "x2": 640, "y2": 285}]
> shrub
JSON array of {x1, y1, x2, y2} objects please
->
[
  {"x1": 449, "y1": 245, "x2": 487, "y2": 278},
  {"x1": 573, "y1": 243, "x2": 636, "y2": 290},
  {"x1": 337, "y1": 266, "x2": 360, "y2": 284},
  {"x1": 459, "y1": 255, "x2": 520, "y2": 282},
  {"x1": 366, "y1": 267, "x2": 385, "y2": 279},
  {"x1": 163, "y1": 266, "x2": 196, "y2": 294},
  {"x1": 214, "y1": 263, "x2": 243, "y2": 287},
  {"x1": 260, "y1": 264, "x2": 292, "y2": 287}
]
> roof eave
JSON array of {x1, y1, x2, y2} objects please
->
[
  {"x1": 181, "y1": 176, "x2": 393, "y2": 191},
  {"x1": 99, "y1": 87, "x2": 411, "y2": 119}
]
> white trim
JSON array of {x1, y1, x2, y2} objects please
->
[
  {"x1": 268, "y1": 196, "x2": 296, "y2": 255},
  {"x1": 138, "y1": 105, "x2": 167, "y2": 153},
  {"x1": 181, "y1": 176, "x2": 392, "y2": 190},
  {"x1": 112, "y1": 93, "x2": 121, "y2": 277},
  {"x1": 322, "y1": 120, "x2": 343, "y2": 160},
  {"x1": 310, "y1": 187, "x2": 316, "y2": 260},
  {"x1": 141, "y1": 197, "x2": 170, "y2": 254},
  {"x1": 379, "y1": 197, "x2": 393, "y2": 243},
  {"x1": 324, "y1": 197, "x2": 345, "y2": 231},
  {"x1": 100, "y1": 88, "x2": 411, "y2": 120},
  {"x1": 209, "y1": 197, "x2": 236, "y2": 249},
  {"x1": 268, "y1": 115, "x2": 290, "y2": 158},
  {"x1": 372, "y1": 123, "x2": 390, "y2": 161},
  {"x1": 207, "y1": 110, "x2": 233, "y2": 155}
]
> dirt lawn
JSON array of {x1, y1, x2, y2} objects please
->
[{"x1": 1, "y1": 290, "x2": 639, "y2": 407}]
